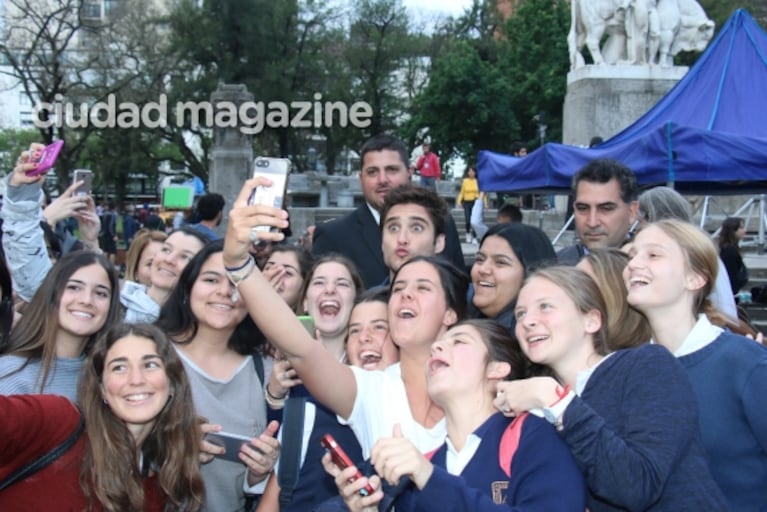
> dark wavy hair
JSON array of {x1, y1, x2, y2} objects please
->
[
  {"x1": 79, "y1": 322, "x2": 204, "y2": 511},
  {"x1": 1, "y1": 250, "x2": 121, "y2": 391},
  {"x1": 454, "y1": 318, "x2": 530, "y2": 381},
  {"x1": 155, "y1": 239, "x2": 267, "y2": 356},
  {"x1": 718, "y1": 217, "x2": 744, "y2": 250},
  {"x1": 392, "y1": 256, "x2": 469, "y2": 321}
]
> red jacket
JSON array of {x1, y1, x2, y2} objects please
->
[
  {"x1": 416, "y1": 152, "x2": 441, "y2": 178},
  {"x1": 0, "y1": 395, "x2": 165, "y2": 511}
]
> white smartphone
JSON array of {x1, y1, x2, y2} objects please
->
[
  {"x1": 72, "y1": 169, "x2": 93, "y2": 197},
  {"x1": 248, "y1": 157, "x2": 291, "y2": 234},
  {"x1": 204, "y1": 431, "x2": 256, "y2": 464}
]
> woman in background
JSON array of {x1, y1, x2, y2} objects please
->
[
  {"x1": 455, "y1": 166, "x2": 483, "y2": 244},
  {"x1": 576, "y1": 247, "x2": 652, "y2": 350},
  {"x1": 123, "y1": 229, "x2": 168, "y2": 286},
  {"x1": 718, "y1": 216, "x2": 749, "y2": 295}
]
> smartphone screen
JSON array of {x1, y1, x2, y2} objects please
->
[
  {"x1": 298, "y1": 315, "x2": 315, "y2": 335},
  {"x1": 204, "y1": 431, "x2": 255, "y2": 464},
  {"x1": 73, "y1": 169, "x2": 93, "y2": 197}
]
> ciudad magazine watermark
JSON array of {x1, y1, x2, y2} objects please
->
[{"x1": 32, "y1": 93, "x2": 373, "y2": 133}]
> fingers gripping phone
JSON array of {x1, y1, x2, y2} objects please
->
[
  {"x1": 73, "y1": 169, "x2": 93, "y2": 197},
  {"x1": 204, "y1": 431, "x2": 256, "y2": 464},
  {"x1": 26, "y1": 140, "x2": 64, "y2": 177},
  {"x1": 248, "y1": 157, "x2": 291, "y2": 234},
  {"x1": 320, "y1": 434, "x2": 375, "y2": 497}
]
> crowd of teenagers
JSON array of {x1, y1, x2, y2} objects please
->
[{"x1": 0, "y1": 136, "x2": 765, "y2": 512}]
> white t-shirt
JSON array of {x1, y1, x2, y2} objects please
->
[{"x1": 339, "y1": 363, "x2": 446, "y2": 458}]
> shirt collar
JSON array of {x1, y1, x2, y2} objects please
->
[
  {"x1": 575, "y1": 352, "x2": 615, "y2": 395},
  {"x1": 669, "y1": 314, "x2": 722, "y2": 357},
  {"x1": 366, "y1": 202, "x2": 380, "y2": 225}
]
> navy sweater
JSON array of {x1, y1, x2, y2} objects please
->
[
  {"x1": 679, "y1": 332, "x2": 767, "y2": 511},
  {"x1": 396, "y1": 412, "x2": 586, "y2": 511},
  {"x1": 561, "y1": 344, "x2": 728, "y2": 511}
]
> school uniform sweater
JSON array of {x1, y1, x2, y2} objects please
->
[
  {"x1": 0, "y1": 355, "x2": 83, "y2": 402},
  {"x1": 560, "y1": 344, "x2": 728, "y2": 511},
  {"x1": 678, "y1": 331, "x2": 767, "y2": 511},
  {"x1": 397, "y1": 412, "x2": 586, "y2": 511}
]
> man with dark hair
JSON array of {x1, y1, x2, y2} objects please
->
[
  {"x1": 497, "y1": 203, "x2": 523, "y2": 224},
  {"x1": 312, "y1": 134, "x2": 464, "y2": 288},
  {"x1": 190, "y1": 193, "x2": 225, "y2": 241},
  {"x1": 380, "y1": 184, "x2": 448, "y2": 283},
  {"x1": 557, "y1": 159, "x2": 639, "y2": 265}
]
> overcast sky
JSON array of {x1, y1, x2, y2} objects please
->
[{"x1": 402, "y1": 0, "x2": 472, "y2": 18}]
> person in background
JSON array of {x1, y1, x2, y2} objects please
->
[
  {"x1": 261, "y1": 245, "x2": 314, "y2": 312},
  {"x1": 2, "y1": 144, "x2": 101, "y2": 304},
  {"x1": 470, "y1": 223, "x2": 557, "y2": 334},
  {"x1": 625, "y1": 219, "x2": 767, "y2": 510},
  {"x1": 312, "y1": 135, "x2": 463, "y2": 288},
  {"x1": 496, "y1": 203, "x2": 522, "y2": 224},
  {"x1": 0, "y1": 251, "x2": 121, "y2": 402},
  {"x1": 576, "y1": 248, "x2": 653, "y2": 350},
  {"x1": 122, "y1": 204, "x2": 139, "y2": 249},
  {"x1": 414, "y1": 143, "x2": 441, "y2": 191},
  {"x1": 99, "y1": 201, "x2": 118, "y2": 264},
  {"x1": 0, "y1": 322, "x2": 205, "y2": 511},
  {"x1": 123, "y1": 229, "x2": 168, "y2": 287},
  {"x1": 718, "y1": 216, "x2": 749, "y2": 295},
  {"x1": 190, "y1": 193, "x2": 225, "y2": 241},
  {"x1": 557, "y1": 159, "x2": 639, "y2": 265},
  {"x1": 494, "y1": 266, "x2": 728, "y2": 511},
  {"x1": 455, "y1": 166, "x2": 484, "y2": 244},
  {"x1": 121, "y1": 227, "x2": 208, "y2": 323}
]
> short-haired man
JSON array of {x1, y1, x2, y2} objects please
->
[
  {"x1": 312, "y1": 134, "x2": 463, "y2": 288},
  {"x1": 557, "y1": 159, "x2": 639, "y2": 265},
  {"x1": 190, "y1": 193, "x2": 225, "y2": 240},
  {"x1": 380, "y1": 184, "x2": 448, "y2": 283}
]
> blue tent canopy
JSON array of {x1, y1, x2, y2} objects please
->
[{"x1": 479, "y1": 9, "x2": 767, "y2": 195}]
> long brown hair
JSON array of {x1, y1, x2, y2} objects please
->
[
  {"x1": 78, "y1": 323, "x2": 204, "y2": 511},
  {"x1": 582, "y1": 248, "x2": 653, "y2": 349},
  {"x1": 1, "y1": 251, "x2": 121, "y2": 391}
]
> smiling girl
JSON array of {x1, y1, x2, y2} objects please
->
[
  {"x1": 626, "y1": 219, "x2": 767, "y2": 510},
  {"x1": 0, "y1": 322, "x2": 204, "y2": 511},
  {"x1": 494, "y1": 266, "x2": 727, "y2": 511},
  {"x1": 0, "y1": 251, "x2": 121, "y2": 402}
]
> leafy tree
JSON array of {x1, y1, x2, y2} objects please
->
[
  {"x1": 405, "y1": 40, "x2": 519, "y2": 164},
  {"x1": 0, "y1": 128, "x2": 41, "y2": 173},
  {"x1": 501, "y1": 0, "x2": 570, "y2": 147}
]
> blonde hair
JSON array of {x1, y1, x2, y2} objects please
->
[{"x1": 124, "y1": 229, "x2": 167, "y2": 283}]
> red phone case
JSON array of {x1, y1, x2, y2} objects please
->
[
  {"x1": 26, "y1": 140, "x2": 64, "y2": 177},
  {"x1": 320, "y1": 434, "x2": 375, "y2": 497}
]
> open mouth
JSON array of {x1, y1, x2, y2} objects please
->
[
  {"x1": 319, "y1": 300, "x2": 340, "y2": 316},
  {"x1": 359, "y1": 351, "x2": 382, "y2": 369}
]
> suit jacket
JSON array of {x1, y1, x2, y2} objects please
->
[{"x1": 312, "y1": 204, "x2": 466, "y2": 289}]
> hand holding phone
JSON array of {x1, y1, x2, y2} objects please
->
[
  {"x1": 248, "y1": 157, "x2": 291, "y2": 235},
  {"x1": 321, "y1": 433, "x2": 375, "y2": 497},
  {"x1": 72, "y1": 169, "x2": 93, "y2": 197},
  {"x1": 204, "y1": 431, "x2": 256, "y2": 464},
  {"x1": 26, "y1": 140, "x2": 64, "y2": 177}
]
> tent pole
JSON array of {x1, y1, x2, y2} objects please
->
[
  {"x1": 760, "y1": 195, "x2": 766, "y2": 254},
  {"x1": 700, "y1": 196, "x2": 710, "y2": 229},
  {"x1": 553, "y1": 214, "x2": 575, "y2": 246}
]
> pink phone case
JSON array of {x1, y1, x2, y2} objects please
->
[{"x1": 26, "y1": 140, "x2": 64, "y2": 177}]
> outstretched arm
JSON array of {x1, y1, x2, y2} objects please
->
[{"x1": 223, "y1": 178, "x2": 358, "y2": 419}]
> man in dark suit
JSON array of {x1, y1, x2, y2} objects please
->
[{"x1": 312, "y1": 134, "x2": 464, "y2": 288}]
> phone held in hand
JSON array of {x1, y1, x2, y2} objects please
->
[
  {"x1": 248, "y1": 157, "x2": 291, "y2": 235},
  {"x1": 320, "y1": 433, "x2": 375, "y2": 497},
  {"x1": 298, "y1": 315, "x2": 315, "y2": 335},
  {"x1": 26, "y1": 140, "x2": 64, "y2": 177},
  {"x1": 72, "y1": 169, "x2": 93, "y2": 197},
  {"x1": 204, "y1": 431, "x2": 256, "y2": 464}
]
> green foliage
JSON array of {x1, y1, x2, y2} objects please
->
[
  {"x1": 405, "y1": 41, "x2": 519, "y2": 163},
  {"x1": 502, "y1": 0, "x2": 570, "y2": 146}
]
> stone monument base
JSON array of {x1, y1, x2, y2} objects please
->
[{"x1": 562, "y1": 65, "x2": 688, "y2": 147}]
